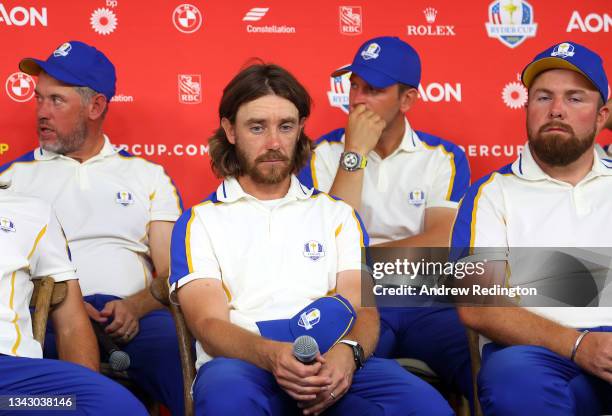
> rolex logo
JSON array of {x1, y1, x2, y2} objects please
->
[{"x1": 424, "y1": 7, "x2": 437, "y2": 23}]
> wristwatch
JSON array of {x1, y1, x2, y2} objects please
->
[
  {"x1": 338, "y1": 339, "x2": 365, "y2": 370},
  {"x1": 339, "y1": 151, "x2": 367, "y2": 172}
]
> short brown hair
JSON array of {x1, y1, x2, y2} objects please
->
[{"x1": 208, "y1": 64, "x2": 312, "y2": 178}]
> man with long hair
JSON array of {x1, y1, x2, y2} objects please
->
[{"x1": 170, "y1": 63, "x2": 453, "y2": 415}]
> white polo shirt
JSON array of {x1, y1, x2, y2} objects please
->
[
  {"x1": 0, "y1": 189, "x2": 76, "y2": 358},
  {"x1": 0, "y1": 136, "x2": 182, "y2": 298},
  {"x1": 169, "y1": 175, "x2": 366, "y2": 369},
  {"x1": 299, "y1": 118, "x2": 470, "y2": 245},
  {"x1": 451, "y1": 143, "x2": 612, "y2": 328}
]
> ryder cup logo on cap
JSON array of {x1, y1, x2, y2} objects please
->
[
  {"x1": 361, "y1": 43, "x2": 381, "y2": 60},
  {"x1": 331, "y1": 36, "x2": 421, "y2": 89},
  {"x1": 18, "y1": 40, "x2": 117, "y2": 102},
  {"x1": 298, "y1": 308, "x2": 321, "y2": 330},
  {"x1": 256, "y1": 295, "x2": 356, "y2": 354},
  {"x1": 53, "y1": 43, "x2": 72, "y2": 57},
  {"x1": 521, "y1": 41, "x2": 609, "y2": 102},
  {"x1": 551, "y1": 42, "x2": 575, "y2": 58}
]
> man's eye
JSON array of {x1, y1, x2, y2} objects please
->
[
  {"x1": 250, "y1": 125, "x2": 264, "y2": 133},
  {"x1": 280, "y1": 124, "x2": 294, "y2": 132}
]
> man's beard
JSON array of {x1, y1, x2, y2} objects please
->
[
  {"x1": 236, "y1": 143, "x2": 295, "y2": 185},
  {"x1": 528, "y1": 121, "x2": 596, "y2": 167},
  {"x1": 38, "y1": 117, "x2": 88, "y2": 155}
]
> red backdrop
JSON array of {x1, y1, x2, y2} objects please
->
[{"x1": 1, "y1": 0, "x2": 610, "y2": 208}]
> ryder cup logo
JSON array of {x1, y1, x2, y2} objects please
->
[
  {"x1": 0, "y1": 217, "x2": 16, "y2": 233},
  {"x1": 408, "y1": 190, "x2": 425, "y2": 206},
  {"x1": 360, "y1": 43, "x2": 380, "y2": 60},
  {"x1": 485, "y1": 0, "x2": 537, "y2": 48},
  {"x1": 116, "y1": 191, "x2": 134, "y2": 206},
  {"x1": 53, "y1": 43, "x2": 72, "y2": 57},
  {"x1": 298, "y1": 308, "x2": 321, "y2": 330},
  {"x1": 339, "y1": 6, "x2": 362, "y2": 36},
  {"x1": 327, "y1": 66, "x2": 351, "y2": 114},
  {"x1": 551, "y1": 43, "x2": 575, "y2": 58},
  {"x1": 173, "y1": 4, "x2": 203, "y2": 34},
  {"x1": 5, "y1": 72, "x2": 35, "y2": 103},
  {"x1": 303, "y1": 240, "x2": 325, "y2": 261}
]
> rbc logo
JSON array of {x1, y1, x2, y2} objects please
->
[{"x1": 178, "y1": 74, "x2": 202, "y2": 104}]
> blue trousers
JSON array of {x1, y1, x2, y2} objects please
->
[
  {"x1": 479, "y1": 327, "x2": 612, "y2": 416},
  {"x1": 0, "y1": 355, "x2": 147, "y2": 415},
  {"x1": 376, "y1": 307, "x2": 473, "y2": 403},
  {"x1": 44, "y1": 294, "x2": 184, "y2": 416},
  {"x1": 193, "y1": 356, "x2": 454, "y2": 415}
]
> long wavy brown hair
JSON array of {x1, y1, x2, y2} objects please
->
[{"x1": 208, "y1": 63, "x2": 312, "y2": 178}]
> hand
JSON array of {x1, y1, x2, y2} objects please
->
[
  {"x1": 99, "y1": 299, "x2": 141, "y2": 342},
  {"x1": 300, "y1": 344, "x2": 356, "y2": 415},
  {"x1": 574, "y1": 331, "x2": 612, "y2": 383},
  {"x1": 268, "y1": 342, "x2": 332, "y2": 402},
  {"x1": 344, "y1": 104, "x2": 386, "y2": 155},
  {"x1": 84, "y1": 301, "x2": 107, "y2": 323}
]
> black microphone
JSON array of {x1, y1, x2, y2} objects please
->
[
  {"x1": 293, "y1": 335, "x2": 319, "y2": 364},
  {"x1": 90, "y1": 320, "x2": 131, "y2": 371}
]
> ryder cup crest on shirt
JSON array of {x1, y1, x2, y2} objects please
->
[
  {"x1": 298, "y1": 308, "x2": 321, "y2": 330},
  {"x1": 0, "y1": 217, "x2": 16, "y2": 232},
  {"x1": 303, "y1": 240, "x2": 325, "y2": 261},
  {"x1": 408, "y1": 190, "x2": 426, "y2": 206},
  {"x1": 115, "y1": 191, "x2": 134, "y2": 206}
]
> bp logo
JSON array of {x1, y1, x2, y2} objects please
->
[
  {"x1": 116, "y1": 191, "x2": 134, "y2": 206},
  {"x1": 327, "y1": 65, "x2": 351, "y2": 114},
  {"x1": 0, "y1": 217, "x2": 16, "y2": 233},
  {"x1": 303, "y1": 240, "x2": 325, "y2": 261},
  {"x1": 485, "y1": 0, "x2": 537, "y2": 49},
  {"x1": 298, "y1": 308, "x2": 321, "y2": 330}
]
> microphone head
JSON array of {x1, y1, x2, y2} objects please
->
[
  {"x1": 293, "y1": 335, "x2": 319, "y2": 364},
  {"x1": 109, "y1": 350, "x2": 131, "y2": 371}
]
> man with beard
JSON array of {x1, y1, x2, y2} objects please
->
[
  {"x1": 169, "y1": 63, "x2": 453, "y2": 415},
  {"x1": 0, "y1": 41, "x2": 184, "y2": 414},
  {"x1": 451, "y1": 42, "x2": 612, "y2": 415}
]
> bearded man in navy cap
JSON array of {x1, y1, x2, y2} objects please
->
[{"x1": 0, "y1": 41, "x2": 184, "y2": 414}]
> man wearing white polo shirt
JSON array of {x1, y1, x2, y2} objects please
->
[
  {"x1": 169, "y1": 63, "x2": 453, "y2": 415},
  {"x1": 0, "y1": 185, "x2": 147, "y2": 414},
  {"x1": 451, "y1": 41, "x2": 611, "y2": 415},
  {"x1": 298, "y1": 36, "x2": 473, "y2": 403},
  {"x1": 0, "y1": 41, "x2": 184, "y2": 414}
]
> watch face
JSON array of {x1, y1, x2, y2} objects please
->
[{"x1": 342, "y1": 152, "x2": 360, "y2": 169}]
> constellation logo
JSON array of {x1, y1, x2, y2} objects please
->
[
  {"x1": 485, "y1": 0, "x2": 537, "y2": 48},
  {"x1": 502, "y1": 74, "x2": 527, "y2": 109},
  {"x1": 173, "y1": 4, "x2": 203, "y2": 34},
  {"x1": 407, "y1": 7, "x2": 456, "y2": 36},
  {"x1": 0, "y1": 4, "x2": 47, "y2": 26},
  {"x1": 90, "y1": 8, "x2": 118, "y2": 35},
  {"x1": 178, "y1": 74, "x2": 202, "y2": 104},
  {"x1": 339, "y1": 6, "x2": 362, "y2": 36},
  {"x1": 567, "y1": 11, "x2": 611, "y2": 33},
  {"x1": 5, "y1": 72, "x2": 36, "y2": 103},
  {"x1": 243, "y1": 8, "x2": 268, "y2": 21}
]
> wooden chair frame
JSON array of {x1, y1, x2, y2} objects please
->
[{"x1": 30, "y1": 277, "x2": 68, "y2": 347}]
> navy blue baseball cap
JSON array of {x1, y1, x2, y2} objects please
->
[
  {"x1": 19, "y1": 41, "x2": 116, "y2": 101},
  {"x1": 332, "y1": 36, "x2": 421, "y2": 89},
  {"x1": 522, "y1": 41, "x2": 608, "y2": 103},
  {"x1": 256, "y1": 295, "x2": 356, "y2": 354}
]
